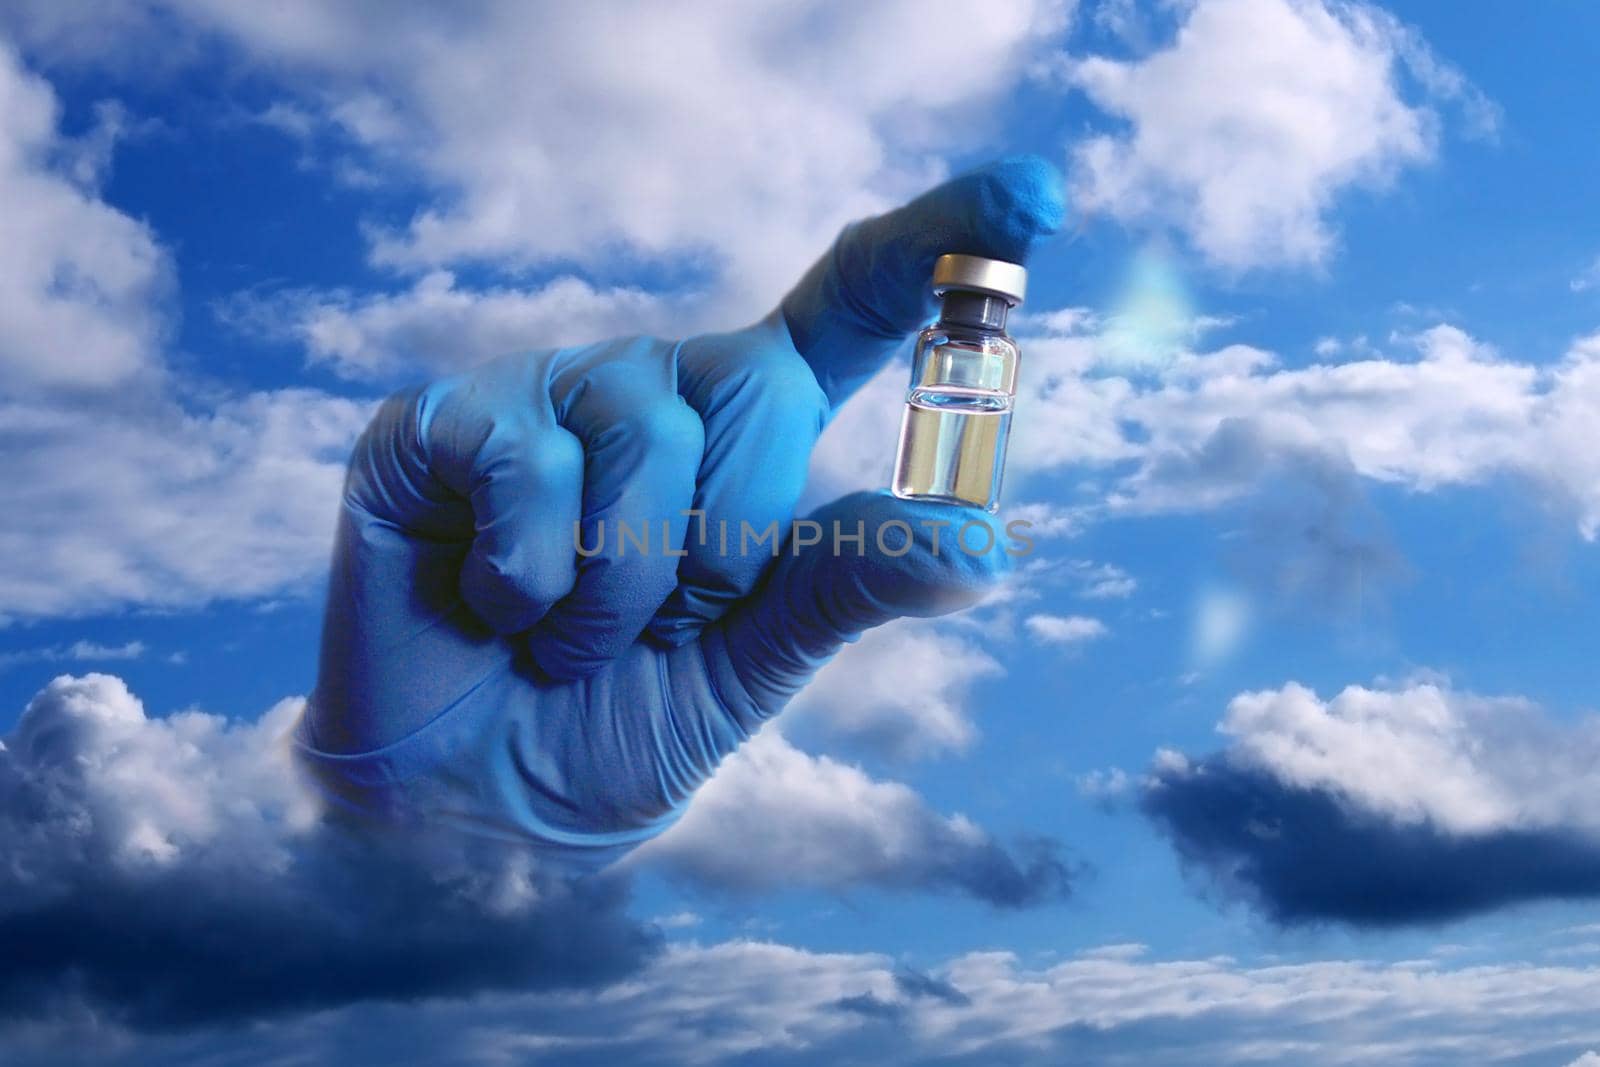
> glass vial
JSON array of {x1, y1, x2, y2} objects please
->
[{"x1": 891, "y1": 253, "x2": 1025, "y2": 513}]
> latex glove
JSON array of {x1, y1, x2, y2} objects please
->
[{"x1": 293, "y1": 158, "x2": 1065, "y2": 869}]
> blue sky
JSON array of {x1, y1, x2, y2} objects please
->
[{"x1": 5, "y1": 1, "x2": 1600, "y2": 1063}]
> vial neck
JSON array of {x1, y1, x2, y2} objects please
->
[{"x1": 938, "y1": 290, "x2": 1010, "y2": 332}]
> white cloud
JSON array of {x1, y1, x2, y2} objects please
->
[
  {"x1": 1573, "y1": 257, "x2": 1600, "y2": 294},
  {"x1": 785, "y1": 622, "x2": 1002, "y2": 758},
  {"x1": 1076, "y1": 766, "x2": 1131, "y2": 798},
  {"x1": 2, "y1": 673, "x2": 315, "y2": 880},
  {"x1": 1066, "y1": 559, "x2": 1136, "y2": 599},
  {"x1": 1010, "y1": 331, "x2": 1144, "y2": 475},
  {"x1": 1123, "y1": 327, "x2": 1535, "y2": 499},
  {"x1": 0, "y1": 388, "x2": 369, "y2": 618},
  {"x1": 1378, "y1": 7, "x2": 1501, "y2": 141},
  {"x1": 0, "y1": 42, "x2": 169, "y2": 390},
  {"x1": 231, "y1": 270, "x2": 678, "y2": 381},
  {"x1": 64, "y1": 639, "x2": 144, "y2": 660},
  {"x1": 637, "y1": 731, "x2": 1070, "y2": 906},
  {"x1": 1114, "y1": 326, "x2": 1600, "y2": 536},
  {"x1": 1005, "y1": 502, "x2": 1086, "y2": 539},
  {"x1": 1088, "y1": 0, "x2": 1151, "y2": 46},
  {"x1": 252, "y1": 99, "x2": 316, "y2": 140},
  {"x1": 1064, "y1": 0, "x2": 1448, "y2": 269},
  {"x1": 0, "y1": 639, "x2": 146, "y2": 671},
  {"x1": 1024, "y1": 613, "x2": 1108, "y2": 645},
  {"x1": 1212, "y1": 678, "x2": 1600, "y2": 836}
]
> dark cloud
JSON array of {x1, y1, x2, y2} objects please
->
[
  {"x1": 932, "y1": 835, "x2": 1078, "y2": 909},
  {"x1": 0, "y1": 831, "x2": 656, "y2": 1027},
  {"x1": 1139, "y1": 418, "x2": 1409, "y2": 622},
  {"x1": 893, "y1": 969, "x2": 971, "y2": 1005},
  {"x1": 1142, "y1": 755, "x2": 1600, "y2": 925},
  {"x1": 1228, "y1": 453, "x2": 1409, "y2": 621},
  {"x1": 0, "y1": 674, "x2": 656, "y2": 1027},
  {"x1": 832, "y1": 992, "x2": 903, "y2": 1019}
]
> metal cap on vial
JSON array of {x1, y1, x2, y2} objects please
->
[{"x1": 931, "y1": 254, "x2": 1027, "y2": 306}]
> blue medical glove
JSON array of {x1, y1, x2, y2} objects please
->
[{"x1": 294, "y1": 157, "x2": 1065, "y2": 868}]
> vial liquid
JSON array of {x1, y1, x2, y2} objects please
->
[
  {"x1": 894, "y1": 388, "x2": 1011, "y2": 507},
  {"x1": 891, "y1": 254, "x2": 1025, "y2": 513}
]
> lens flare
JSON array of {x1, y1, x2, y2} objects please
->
[
  {"x1": 1191, "y1": 585, "x2": 1252, "y2": 669},
  {"x1": 1099, "y1": 244, "x2": 1195, "y2": 374}
]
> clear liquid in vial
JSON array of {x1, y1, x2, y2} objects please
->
[{"x1": 892, "y1": 388, "x2": 1012, "y2": 511}]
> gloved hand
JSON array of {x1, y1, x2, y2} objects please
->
[{"x1": 293, "y1": 157, "x2": 1065, "y2": 868}]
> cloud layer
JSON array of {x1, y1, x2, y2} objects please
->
[
  {"x1": 1143, "y1": 678, "x2": 1600, "y2": 923},
  {"x1": 9, "y1": 938, "x2": 1600, "y2": 1066},
  {"x1": 0, "y1": 673, "x2": 657, "y2": 1026},
  {"x1": 815, "y1": 316, "x2": 1600, "y2": 556},
  {"x1": 6, "y1": 0, "x2": 1068, "y2": 335},
  {"x1": 0, "y1": 671, "x2": 1073, "y2": 1029}
]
